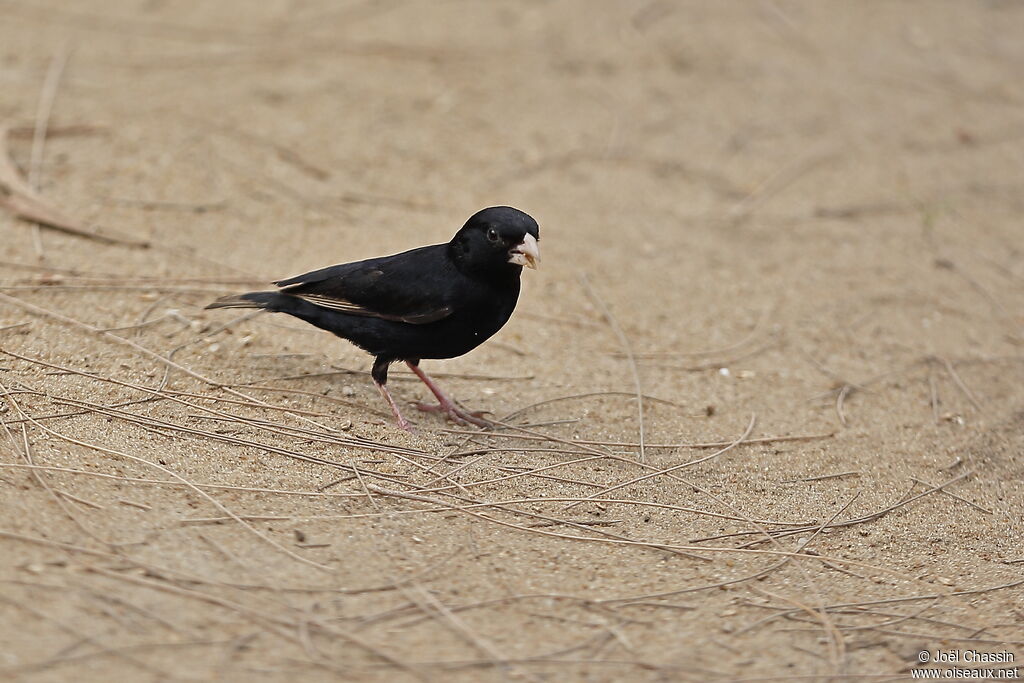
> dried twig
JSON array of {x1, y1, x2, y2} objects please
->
[
  {"x1": 27, "y1": 45, "x2": 71, "y2": 257},
  {"x1": 0, "y1": 127, "x2": 147, "y2": 247},
  {"x1": 579, "y1": 273, "x2": 646, "y2": 462}
]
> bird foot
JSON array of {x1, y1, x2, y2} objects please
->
[{"x1": 415, "y1": 401, "x2": 492, "y2": 428}]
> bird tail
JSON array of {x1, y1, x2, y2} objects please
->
[
  {"x1": 205, "y1": 291, "x2": 354, "y2": 342},
  {"x1": 205, "y1": 291, "x2": 280, "y2": 311}
]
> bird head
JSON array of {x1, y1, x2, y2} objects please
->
[{"x1": 450, "y1": 206, "x2": 540, "y2": 276}]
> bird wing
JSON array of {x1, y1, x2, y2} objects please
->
[{"x1": 273, "y1": 245, "x2": 455, "y2": 325}]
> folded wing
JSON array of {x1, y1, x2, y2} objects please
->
[{"x1": 274, "y1": 245, "x2": 454, "y2": 325}]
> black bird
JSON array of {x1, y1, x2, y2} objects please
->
[{"x1": 206, "y1": 206, "x2": 540, "y2": 430}]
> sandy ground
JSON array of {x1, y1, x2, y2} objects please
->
[{"x1": 0, "y1": 1, "x2": 1022, "y2": 680}]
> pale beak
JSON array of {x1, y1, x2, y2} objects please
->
[{"x1": 508, "y1": 233, "x2": 540, "y2": 269}]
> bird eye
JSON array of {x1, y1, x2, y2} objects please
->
[{"x1": 486, "y1": 228, "x2": 500, "y2": 243}]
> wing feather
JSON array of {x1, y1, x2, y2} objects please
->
[{"x1": 275, "y1": 244, "x2": 455, "y2": 325}]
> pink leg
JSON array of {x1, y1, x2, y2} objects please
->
[
  {"x1": 406, "y1": 362, "x2": 491, "y2": 427},
  {"x1": 374, "y1": 379, "x2": 414, "y2": 432}
]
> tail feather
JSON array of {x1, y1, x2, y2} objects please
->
[
  {"x1": 205, "y1": 291, "x2": 279, "y2": 311},
  {"x1": 205, "y1": 291, "x2": 348, "y2": 341}
]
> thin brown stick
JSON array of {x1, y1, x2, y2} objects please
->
[
  {"x1": 0, "y1": 128, "x2": 147, "y2": 247},
  {"x1": 908, "y1": 476, "x2": 991, "y2": 514},
  {"x1": 7, "y1": 124, "x2": 104, "y2": 140},
  {"x1": 54, "y1": 488, "x2": 104, "y2": 510},
  {"x1": 27, "y1": 45, "x2": 71, "y2": 258},
  {"x1": 941, "y1": 356, "x2": 983, "y2": 412},
  {"x1": 579, "y1": 273, "x2": 646, "y2": 462},
  {"x1": 835, "y1": 384, "x2": 851, "y2": 426},
  {"x1": 781, "y1": 470, "x2": 859, "y2": 483},
  {"x1": 28, "y1": 47, "x2": 70, "y2": 191},
  {"x1": 928, "y1": 363, "x2": 941, "y2": 422}
]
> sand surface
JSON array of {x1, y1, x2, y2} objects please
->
[{"x1": 1, "y1": 1, "x2": 1022, "y2": 680}]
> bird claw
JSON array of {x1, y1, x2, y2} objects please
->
[{"x1": 415, "y1": 401, "x2": 492, "y2": 428}]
